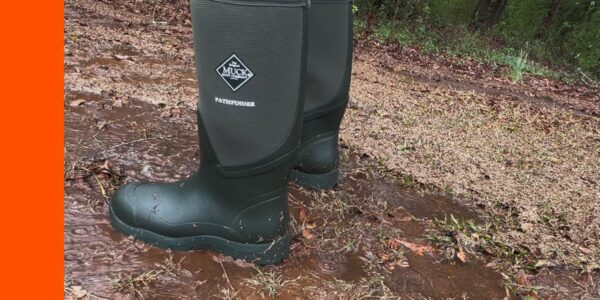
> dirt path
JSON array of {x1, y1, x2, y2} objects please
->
[{"x1": 64, "y1": 1, "x2": 599, "y2": 299}]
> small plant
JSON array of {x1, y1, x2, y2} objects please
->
[
  {"x1": 429, "y1": 214, "x2": 528, "y2": 265},
  {"x1": 509, "y1": 49, "x2": 529, "y2": 82},
  {"x1": 218, "y1": 287, "x2": 239, "y2": 300},
  {"x1": 158, "y1": 253, "x2": 185, "y2": 276},
  {"x1": 244, "y1": 267, "x2": 297, "y2": 298},
  {"x1": 111, "y1": 270, "x2": 162, "y2": 298}
]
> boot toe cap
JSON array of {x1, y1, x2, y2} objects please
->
[{"x1": 110, "y1": 182, "x2": 141, "y2": 226}]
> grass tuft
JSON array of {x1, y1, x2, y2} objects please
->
[
  {"x1": 244, "y1": 268, "x2": 297, "y2": 298},
  {"x1": 509, "y1": 49, "x2": 529, "y2": 82},
  {"x1": 111, "y1": 270, "x2": 162, "y2": 298}
]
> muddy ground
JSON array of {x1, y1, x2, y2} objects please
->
[{"x1": 64, "y1": 1, "x2": 599, "y2": 299}]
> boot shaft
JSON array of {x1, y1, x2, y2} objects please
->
[
  {"x1": 305, "y1": 0, "x2": 353, "y2": 115},
  {"x1": 290, "y1": 0, "x2": 354, "y2": 189},
  {"x1": 191, "y1": 0, "x2": 309, "y2": 173},
  {"x1": 110, "y1": 0, "x2": 311, "y2": 264}
]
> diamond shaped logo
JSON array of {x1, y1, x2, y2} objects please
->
[{"x1": 216, "y1": 54, "x2": 254, "y2": 92}]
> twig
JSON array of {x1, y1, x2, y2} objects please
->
[
  {"x1": 568, "y1": 275, "x2": 590, "y2": 293},
  {"x1": 219, "y1": 260, "x2": 236, "y2": 296},
  {"x1": 94, "y1": 174, "x2": 109, "y2": 200}
]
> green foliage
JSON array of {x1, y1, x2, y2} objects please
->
[
  {"x1": 429, "y1": 0, "x2": 479, "y2": 26},
  {"x1": 508, "y1": 49, "x2": 529, "y2": 82},
  {"x1": 567, "y1": 5, "x2": 600, "y2": 75},
  {"x1": 496, "y1": 0, "x2": 547, "y2": 41},
  {"x1": 353, "y1": 0, "x2": 600, "y2": 80}
]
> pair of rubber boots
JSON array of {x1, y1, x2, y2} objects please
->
[{"x1": 109, "y1": 0, "x2": 352, "y2": 265}]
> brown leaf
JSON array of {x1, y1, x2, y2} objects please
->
[
  {"x1": 534, "y1": 259, "x2": 552, "y2": 268},
  {"x1": 302, "y1": 229, "x2": 314, "y2": 240},
  {"x1": 483, "y1": 246, "x2": 496, "y2": 255},
  {"x1": 388, "y1": 239, "x2": 401, "y2": 251},
  {"x1": 515, "y1": 270, "x2": 530, "y2": 287},
  {"x1": 396, "y1": 260, "x2": 410, "y2": 268},
  {"x1": 70, "y1": 285, "x2": 87, "y2": 299},
  {"x1": 393, "y1": 239, "x2": 434, "y2": 256},
  {"x1": 457, "y1": 245, "x2": 468, "y2": 262},
  {"x1": 379, "y1": 253, "x2": 390, "y2": 261},
  {"x1": 69, "y1": 99, "x2": 86, "y2": 107},
  {"x1": 298, "y1": 207, "x2": 307, "y2": 224}
]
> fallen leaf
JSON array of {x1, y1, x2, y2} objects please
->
[
  {"x1": 180, "y1": 268, "x2": 193, "y2": 278},
  {"x1": 397, "y1": 260, "x2": 410, "y2": 268},
  {"x1": 70, "y1": 285, "x2": 87, "y2": 299},
  {"x1": 521, "y1": 223, "x2": 534, "y2": 231},
  {"x1": 302, "y1": 229, "x2": 314, "y2": 240},
  {"x1": 69, "y1": 99, "x2": 86, "y2": 107},
  {"x1": 389, "y1": 239, "x2": 401, "y2": 250},
  {"x1": 379, "y1": 253, "x2": 390, "y2": 261},
  {"x1": 515, "y1": 270, "x2": 530, "y2": 287},
  {"x1": 579, "y1": 246, "x2": 592, "y2": 255},
  {"x1": 114, "y1": 54, "x2": 129, "y2": 60},
  {"x1": 483, "y1": 246, "x2": 495, "y2": 255},
  {"x1": 515, "y1": 269, "x2": 538, "y2": 298},
  {"x1": 393, "y1": 239, "x2": 434, "y2": 256},
  {"x1": 298, "y1": 207, "x2": 307, "y2": 224},
  {"x1": 457, "y1": 245, "x2": 468, "y2": 262},
  {"x1": 534, "y1": 259, "x2": 552, "y2": 268}
]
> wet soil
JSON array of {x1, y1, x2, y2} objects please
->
[
  {"x1": 64, "y1": 92, "x2": 506, "y2": 299},
  {"x1": 358, "y1": 40, "x2": 600, "y2": 118},
  {"x1": 395, "y1": 69, "x2": 599, "y2": 118},
  {"x1": 64, "y1": 1, "x2": 599, "y2": 298}
]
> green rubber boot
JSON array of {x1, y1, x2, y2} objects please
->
[
  {"x1": 290, "y1": 0, "x2": 353, "y2": 189},
  {"x1": 109, "y1": 0, "x2": 309, "y2": 265}
]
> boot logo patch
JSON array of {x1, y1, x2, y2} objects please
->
[{"x1": 216, "y1": 54, "x2": 254, "y2": 92}]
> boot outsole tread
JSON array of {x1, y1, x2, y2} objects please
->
[{"x1": 109, "y1": 205, "x2": 291, "y2": 265}]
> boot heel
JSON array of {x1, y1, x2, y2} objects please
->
[{"x1": 290, "y1": 168, "x2": 338, "y2": 189}]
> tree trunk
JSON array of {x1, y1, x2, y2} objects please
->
[
  {"x1": 537, "y1": 0, "x2": 561, "y2": 37},
  {"x1": 487, "y1": 0, "x2": 508, "y2": 28},
  {"x1": 471, "y1": 0, "x2": 508, "y2": 29},
  {"x1": 471, "y1": 0, "x2": 490, "y2": 26}
]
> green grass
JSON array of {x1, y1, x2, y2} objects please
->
[
  {"x1": 244, "y1": 267, "x2": 297, "y2": 298},
  {"x1": 356, "y1": 18, "x2": 586, "y2": 83},
  {"x1": 428, "y1": 214, "x2": 529, "y2": 265},
  {"x1": 508, "y1": 49, "x2": 529, "y2": 82},
  {"x1": 111, "y1": 270, "x2": 162, "y2": 298}
]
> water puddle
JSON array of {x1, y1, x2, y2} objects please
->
[{"x1": 64, "y1": 91, "x2": 505, "y2": 298}]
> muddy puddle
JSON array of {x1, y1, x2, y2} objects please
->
[{"x1": 65, "y1": 90, "x2": 507, "y2": 299}]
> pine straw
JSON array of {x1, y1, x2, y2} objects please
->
[{"x1": 343, "y1": 51, "x2": 600, "y2": 271}]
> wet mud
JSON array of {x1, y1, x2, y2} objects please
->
[
  {"x1": 64, "y1": 1, "x2": 600, "y2": 299},
  {"x1": 64, "y1": 91, "x2": 506, "y2": 299}
]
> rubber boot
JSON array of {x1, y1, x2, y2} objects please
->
[
  {"x1": 109, "y1": 0, "x2": 309, "y2": 265},
  {"x1": 289, "y1": 0, "x2": 353, "y2": 189}
]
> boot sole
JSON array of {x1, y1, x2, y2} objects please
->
[
  {"x1": 289, "y1": 168, "x2": 338, "y2": 189},
  {"x1": 109, "y1": 205, "x2": 291, "y2": 265}
]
